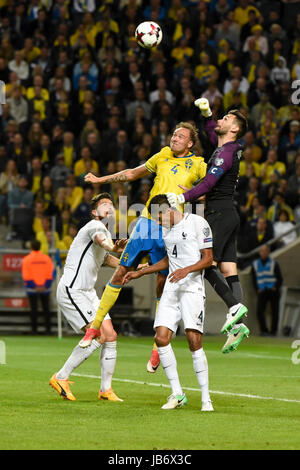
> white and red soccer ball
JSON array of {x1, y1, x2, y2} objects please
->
[{"x1": 135, "y1": 21, "x2": 163, "y2": 49}]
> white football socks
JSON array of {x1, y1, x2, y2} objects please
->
[
  {"x1": 56, "y1": 339, "x2": 101, "y2": 380},
  {"x1": 56, "y1": 340, "x2": 118, "y2": 394},
  {"x1": 158, "y1": 343, "x2": 183, "y2": 396},
  {"x1": 192, "y1": 347, "x2": 211, "y2": 403},
  {"x1": 100, "y1": 341, "x2": 117, "y2": 393}
]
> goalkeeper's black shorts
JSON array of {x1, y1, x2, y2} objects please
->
[{"x1": 204, "y1": 206, "x2": 240, "y2": 264}]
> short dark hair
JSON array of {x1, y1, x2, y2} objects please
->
[
  {"x1": 31, "y1": 239, "x2": 41, "y2": 251},
  {"x1": 90, "y1": 192, "x2": 112, "y2": 213},
  {"x1": 148, "y1": 194, "x2": 171, "y2": 216},
  {"x1": 228, "y1": 109, "x2": 248, "y2": 139}
]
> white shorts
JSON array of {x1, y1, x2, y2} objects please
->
[
  {"x1": 57, "y1": 281, "x2": 111, "y2": 334},
  {"x1": 153, "y1": 289, "x2": 205, "y2": 334}
]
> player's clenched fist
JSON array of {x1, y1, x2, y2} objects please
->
[
  {"x1": 166, "y1": 192, "x2": 185, "y2": 207},
  {"x1": 84, "y1": 172, "x2": 100, "y2": 184},
  {"x1": 194, "y1": 98, "x2": 212, "y2": 117}
]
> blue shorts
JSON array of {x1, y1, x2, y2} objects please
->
[{"x1": 120, "y1": 217, "x2": 168, "y2": 277}]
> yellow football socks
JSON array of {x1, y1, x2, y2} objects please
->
[{"x1": 91, "y1": 283, "x2": 122, "y2": 330}]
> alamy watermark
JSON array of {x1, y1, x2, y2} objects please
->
[
  {"x1": 101, "y1": 199, "x2": 205, "y2": 239},
  {"x1": 0, "y1": 80, "x2": 6, "y2": 116},
  {"x1": 0, "y1": 80, "x2": 5, "y2": 101},
  {"x1": 291, "y1": 339, "x2": 300, "y2": 365},
  {"x1": 291, "y1": 80, "x2": 300, "y2": 105}
]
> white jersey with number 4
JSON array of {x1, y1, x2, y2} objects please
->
[
  {"x1": 60, "y1": 219, "x2": 110, "y2": 290},
  {"x1": 163, "y1": 213, "x2": 213, "y2": 293}
]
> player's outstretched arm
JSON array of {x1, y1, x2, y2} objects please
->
[
  {"x1": 84, "y1": 164, "x2": 150, "y2": 185},
  {"x1": 122, "y1": 256, "x2": 169, "y2": 284},
  {"x1": 168, "y1": 248, "x2": 213, "y2": 283}
]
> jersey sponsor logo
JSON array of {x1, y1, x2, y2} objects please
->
[{"x1": 185, "y1": 158, "x2": 193, "y2": 170}]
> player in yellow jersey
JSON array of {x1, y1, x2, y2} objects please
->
[{"x1": 79, "y1": 123, "x2": 207, "y2": 370}]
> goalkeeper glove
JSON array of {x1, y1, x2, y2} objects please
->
[
  {"x1": 166, "y1": 192, "x2": 185, "y2": 208},
  {"x1": 194, "y1": 98, "x2": 212, "y2": 117}
]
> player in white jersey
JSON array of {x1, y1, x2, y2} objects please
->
[
  {"x1": 123, "y1": 194, "x2": 214, "y2": 411},
  {"x1": 49, "y1": 193, "x2": 127, "y2": 402}
]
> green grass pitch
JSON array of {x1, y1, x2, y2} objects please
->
[{"x1": 0, "y1": 334, "x2": 299, "y2": 450}]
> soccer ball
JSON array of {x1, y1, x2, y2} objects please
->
[{"x1": 135, "y1": 21, "x2": 163, "y2": 49}]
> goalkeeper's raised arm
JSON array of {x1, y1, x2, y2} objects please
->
[
  {"x1": 169, "y1": 102, "x2": 248, "y2": 205},
  {"x1": 194, "y1": 97, "x2": 218, "y2": 147}
]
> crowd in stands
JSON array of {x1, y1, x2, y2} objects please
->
[{"x1": 0, "y1": 0, "x2": 299, "y2": 268}]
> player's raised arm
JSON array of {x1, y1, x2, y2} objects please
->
[
  {"x1": 84, "y1": 164, "x2": 150, "y2": 185},
  {"x1": 194, "y1": 98, "x2": 218, "y2": 147}
]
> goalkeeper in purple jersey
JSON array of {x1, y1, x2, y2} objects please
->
[{"x1": 167, "y1": 100, "x2": 250, "y2": 354}]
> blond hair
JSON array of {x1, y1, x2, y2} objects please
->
[{"x1": 174, "y1": 121, "x2": 203, "y2": 156}]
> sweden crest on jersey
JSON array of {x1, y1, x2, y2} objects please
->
[{"x1": 185, "y1": 158, "x2": 193, "y2": 170}]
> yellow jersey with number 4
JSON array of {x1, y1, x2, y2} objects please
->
[{"x1": 143, "y1": 146, "x2": 207, "y2": 217}]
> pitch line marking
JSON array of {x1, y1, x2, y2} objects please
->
[
  {"x1": 71, "y1": 373, "x2": 300, "y2": 404},
  {"x1": 106, "y1": 343, "x2": 293, "y2": 361}
]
